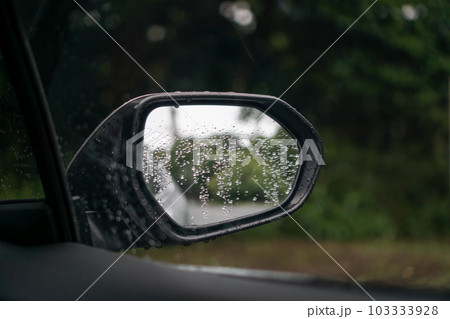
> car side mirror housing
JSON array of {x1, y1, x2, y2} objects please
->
[{"x1": 67, "y1": 92, "x2": 324, "y2": 250}]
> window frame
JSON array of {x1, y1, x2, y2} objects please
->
[{"x1": 0, "y1": 0, "x2": 78, "y2": 244}]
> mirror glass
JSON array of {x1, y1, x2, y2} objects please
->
[{"x1": 142, "y1": 105, "x2": 300, "y2": 227}]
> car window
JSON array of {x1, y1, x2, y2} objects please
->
[
  {"x1": 18, "y1": 0, "x2": 450, "y2": 291},
  {"x1": 0, "y1": 49, "x2": 44, "y2": 201}
]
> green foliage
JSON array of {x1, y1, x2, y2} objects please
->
[
  {"x1": 233, "y1": 129, "x2": 449, "y2": 241},
  {"x1": 0, "y1": 56, "x2": 44, "y2": 200}
]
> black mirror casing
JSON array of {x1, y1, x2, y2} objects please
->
[{"x1": 67, "y1": 92, "x2": 323, "y2": 251}]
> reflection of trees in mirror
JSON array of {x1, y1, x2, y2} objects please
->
[{"x1": 142, "y1": 112, "x2": 299, "y2": 226}]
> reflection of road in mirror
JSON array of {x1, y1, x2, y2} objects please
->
[{"x1": 171, "y1": 201, "x2": 269, "y2": 227}]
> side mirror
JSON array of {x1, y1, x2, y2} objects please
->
[{"x1": 67, "y1": 92, "x2": 324, "y2": 250}]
